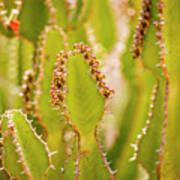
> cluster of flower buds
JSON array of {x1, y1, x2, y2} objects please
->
[
  {"x1": 132, "y1": 0, "x2": 152, "y2": 59},
  {"x1": 50, "y1": 51, "x2": 69, "y2": 107},
  {"x1": 73, "y1": 43, "x2": 114, "y2": 98},
  {"x1": 19, "y1": 70, "x2": 34, "y2": 113},
  {"x1": 0, "y1": 0, "x2": 22, "y2": 33}
]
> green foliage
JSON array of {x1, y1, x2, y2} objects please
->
[{"x1": 0, "y1": 0, "x2": 179, "y2": 179}]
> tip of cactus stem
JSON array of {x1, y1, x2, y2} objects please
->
[{"x1": 50, "y1": 43, "x2": 114, "y2": 108}]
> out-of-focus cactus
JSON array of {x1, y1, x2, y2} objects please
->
[
  {"x1": 0, "y1": 0, "x2": 179, "y2": 179},
  {"x1": 108, "y1": 0, "x2": 180, "y2": 179}
]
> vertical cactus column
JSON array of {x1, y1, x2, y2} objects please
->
[
  {"x1": 115, "y1": 0, "x2": 170, "y2": 179},
  {"x1": 50, "y1": 43, "x2": 115, "y2": 180}
]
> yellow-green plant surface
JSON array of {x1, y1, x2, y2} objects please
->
[{"x1": 0, "y1": 0, "x2": 179, "y2": 180}]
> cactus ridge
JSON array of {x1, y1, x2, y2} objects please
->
[
  {"x1": 154, "y1": 0, "x2": 170, "y2": 177},
  {"x1": 33, "y1": 27, "x2": 50, "y2": 128},
  {"x1": 50, "y1": 43, "x2": 114, "y2": 107}
]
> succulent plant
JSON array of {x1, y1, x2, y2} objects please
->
[{"x1": 0, "y1": 0, "x2": 179, "y2": 180}]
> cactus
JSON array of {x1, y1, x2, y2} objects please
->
[{"x1": 0, "y1": 0, "x2": 179, "y2": 180}]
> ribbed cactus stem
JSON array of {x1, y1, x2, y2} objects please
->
[
  {"x1": 1, "y1": 110, "x2": 55, "y2": 180},
  {"x1": 50, "y1": 49, "x2": 82, "y2": 180},
  {"x1": 50, "y1": 43, "x2": 114, "y2": 179}
]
